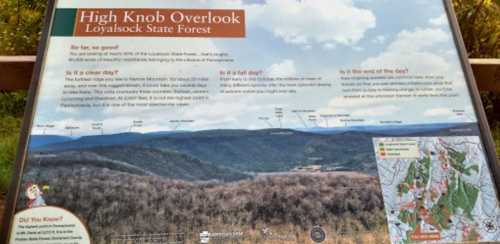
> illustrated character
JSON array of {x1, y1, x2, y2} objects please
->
[{"x1": 25, "y1": 183, "x2": 46, "y2": 208}]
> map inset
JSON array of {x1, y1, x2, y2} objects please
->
[{"x1": 374, "y1": 137, "x2": 500, "y2": 244}]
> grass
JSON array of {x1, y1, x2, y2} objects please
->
[
  {"x1": 493, "y1": 127, "x2": 500, "y2": 158},
  {"x1": 0, "y1": 124, "x2": 19, "y2": 192},
  {"x1": 0, "y1": 91, "x2": 25, "y2": 193}
]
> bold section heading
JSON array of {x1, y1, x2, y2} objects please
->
[{"x1": 52, "y1": 8, "x2": 246, "y2": 37}]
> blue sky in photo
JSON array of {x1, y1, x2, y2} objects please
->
[{"x1": 31, "y1": 0, "x2": 477, "y2": 136}]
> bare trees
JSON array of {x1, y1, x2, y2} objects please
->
[{"x1": 20, "y1": 165, "x2": 387, "y2": 243}]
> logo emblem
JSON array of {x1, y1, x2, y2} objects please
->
[{"x1": 310, "y1": 226, "x2": 326, "y2": 243}]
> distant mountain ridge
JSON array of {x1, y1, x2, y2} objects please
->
[
  {"x1": 298, "y1": 123, "x2": 475, "y2": 135},
  {"x1": 30, "y1": 131, "x2": 183, "y2": 150},
  {"x1": 31, "y1": 123, "x2": 478, "y2": 151},
  {"x1": 141, "y1": 129, "x2": 376, "y2": 173},
  {"x1": 28, "y1": 123, "x2": 480, "y2": 180},
  {"x1": 29, "y1": 135, "x2": 74, "y2": 148},
  {"x1": 29, "y1": 146, "x2": 250, "y2": 182}
]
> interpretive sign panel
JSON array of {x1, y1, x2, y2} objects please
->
[{"x1": 2, "y1": 0, "x2": 499, "y2": 243}]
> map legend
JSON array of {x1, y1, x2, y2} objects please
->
[{"x1": 375, "y1": 140, "x2": 420, "y2": 159}]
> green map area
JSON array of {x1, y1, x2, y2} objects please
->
[{"x1": 375, "y1": 137, "x2": 500, "y2": 244}]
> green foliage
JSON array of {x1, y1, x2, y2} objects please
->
[
  {"x1": 0, "y1": 0, "x2": 46, "y2": 55},
  {"x1": 0, "y1": 91, "x2": 26, "y2": 193},
  {"x1": 493, "y1": 126, "x2": 500, "y2": 156},
  {"x1": 0, "y1": 90, "x2": 27, "y2": 117},
  {"x1": 481, "y1": 92, "x2": 500, "y2": 156},
  {"x1": 453, "y1": 0, "x2": 500, "y2": 58},
  {"x1": 454, "y1": 0, "x2": 500, "y2": 155},
  {"x1": 0, "y1": 132, "x2": 18, "y2": 193}
]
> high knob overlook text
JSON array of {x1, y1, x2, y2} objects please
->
[{"x1": 79, "y1": 10, "x2": 242, "y2": 25}]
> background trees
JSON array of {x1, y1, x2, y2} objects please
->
[
  {"x1": 453, "y1": 0, "x2": 500, "y2": 154},
  {"x1": 0, "y1": 0, "x2": 46, "y2": 55},
  {"x1": 0, "y1": 92, "x2": 25, "y2": 191},
  {"x1": 453, "y1": 0, "x2": 500, "y2": 58}
]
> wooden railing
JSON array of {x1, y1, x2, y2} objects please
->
[
  {"x1": 470, "y1": 59, "x2": 500, "y2": 92},
  {"x1": 0, "y1": 56, "x2": 36, "y2": 91},
  {"x1": 0, "y1": 56, "x2": 499, "y2": 92}
]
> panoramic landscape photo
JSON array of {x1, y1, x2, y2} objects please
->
[{"x1": 17, "y1": 123, "x2": 479, "y2": 243}]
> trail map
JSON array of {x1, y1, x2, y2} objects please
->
[{"x1": 374, "y1": 137, "x2": 500, "y2": 243}]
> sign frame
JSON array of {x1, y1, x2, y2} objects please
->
[{"x1": 1, "y1": 0, "x2": 499, "y2": 242}]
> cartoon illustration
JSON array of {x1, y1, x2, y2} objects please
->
[{"x1": 25, "y1": 183, "x2": 46, "y2": 208}]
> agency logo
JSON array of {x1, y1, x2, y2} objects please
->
[
  {"x1": 199, "y1": 230, "x2": 244, "y2": 243},
  {"x1": 310, "y1": 226, "x2": 326, "y2": 243}
]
